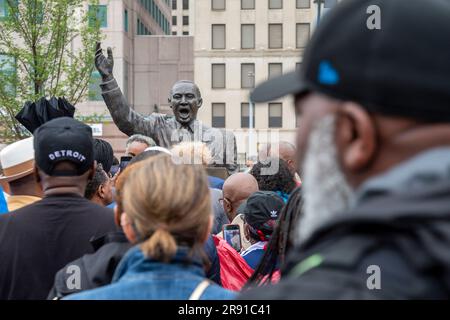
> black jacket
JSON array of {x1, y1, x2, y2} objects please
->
[
  {"x1": 0, "y1": 194, "x2": 118, "y2": 300},
  {"x1": 48, "y1": 232, "x2": 131, "y2": 299},
  {"x1": 240, "y1": 181, "x2": 450, "y2": 299}
]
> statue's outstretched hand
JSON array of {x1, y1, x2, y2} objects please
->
[{"x1": 95, "y1": 42, "x2": 114, "y2": 81}]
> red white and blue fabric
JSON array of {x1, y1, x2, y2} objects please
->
[{"x1": 240, "y1": 241, "x2": 267, "y2": 270}]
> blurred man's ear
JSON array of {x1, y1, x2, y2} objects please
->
[
  {"x1": 223, "y1": 199, "x2": 232, "y2": 219},
  {"x1": 335, "y1": 102, "x2": 377, "y2": 174},
  {"x1": 287, "y1": 159, "x2": 296, "y2": 173},
  {"x1": 98, "y1": 184, "x2": 105, "y2": 200},
  {"x1": 197, "y1": 97, "x2": 203, "y2": 108}
]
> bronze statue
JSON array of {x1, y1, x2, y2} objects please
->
[{"x1": 94, "y1": 43, "x2": 237, "y2": 172}]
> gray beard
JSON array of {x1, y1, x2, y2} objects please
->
[{"x1": 296, "y1": 115, "x2": 356, "y2": 245}]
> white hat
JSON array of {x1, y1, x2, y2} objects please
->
[{"x1": 0, "y1": 137, "x2": 35, "y2": 182}]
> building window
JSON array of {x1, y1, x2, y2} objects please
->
[
  {"x1": 296, "y1": 0, "x2": 310, "y2": 8},
  {"x1": 30, "y1": 1, "x2": 44, "y2": 24},
  {"x1": 172, "y1": 31, "x2": 177, "y2": 35},
  {"x1": 1, "y1": 0, "x2": 19, "y2": 21},
  {"x1": 212, "y1": 0, "x2": 225, "y2": 10},
  {"x1": 183, "y1": 15, "x2": 189, "y2": 25},
  {"x1": 136, "y1": 0, "x2": 170, "y2": 34},
  {"x1": 212, "y1": 64, "x2": 226, "y2": 89},
  {"x1": 183, "y1": 0, "x2": 189, "y2": 10},
  {"x1": 212, "y1": 103, "x2": 226, "y2": 128},
  {"x1": 182, "y1": 31, "x2": 189, "y2": 35},
  {"x1": 296, "y1": 23, "x2": 310, "y2": 48},
  {"x1": 89, "y1": 71, "x2": 103, "y2": 101},
  {"x1": 88, "y1": 5, "x2": 108, "y2": 28},
  {"x1": 269, "y1": 0, "x2": 282, "y2": 9},
  {"x1": 241, "y1": 0, "x2": 255, "y2": 9},
  {"x1": 137, "y1": 18, "x2": 151, "y2": 35},
  {"x1": 241, "y1": 63, "x2": 255, "y2": 89},
  {"x1": 269, "y1": 24, "x2": 283, "y2": 49},
  {"x1": 269, "y1": 103, "x2": 282, "y2": 128},
  {"x1": 172, "y1": 0, "x2": 177, "y2": 10},
  {"x1": 0, "y1": 0, "x2": 7, "y2": 19},
  {"x1": 0, "y1": 53, "x2": 16, "y2": 95},
  {"x1": 124, "y1": 9, "x2": 129, "y2": 32},
  {"x1": 241, "y1": 103, "x2": 255, "y2": 128},
  {"x1": 212, "y1": 24, "x2": 225, "y2": 49},
  {"x1": 268, "y1": 63, "x2": 282, "y2": 79},
  {"x1": 172, "y1": 16, "x2": 177, "y2": 25},
  {"x1": 241, "y1": 24, "x2": 255, "y2": 49}
]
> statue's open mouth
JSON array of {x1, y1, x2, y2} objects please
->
[{"x1": 178, "y1": 108, "x2": 191, "y2": 120}]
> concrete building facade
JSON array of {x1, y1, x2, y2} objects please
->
[
  {"x1": 82, "y1": 0, "x2": 339, "y2": 157},
  {"x1": 191, "y1": 0, "x2": 319, "y2": 160},
  {"x1": 171, "y1": 0, "x2": 193, "y2": 36}
]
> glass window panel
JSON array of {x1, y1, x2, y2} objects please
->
[
  {"x1": 241, "y1": 24, "x2": 255, "y2": 49},
  {"x1": 212, "y1": 24, "x2": 225, "y2": 49},
  {"x1": 296, "y1": 23, "x2": 310, "y2": 48},
  {"x1": 212, "y1": 0, "x2": 225, "y2": 10},
  {"x1": 212, "y1": 64, "x2": 226, "y2": 88},
  {"x1": 241, "y1": 64, "x2": 255, "y2": 88},
  {"x1": 269, "y1": 0, "x2": 282, "y2": 9},
  {"x1": 268, "y1": 63, "x2": 282, "y2": 79},
  {"x1": 269, "y1": 24, "x2": 282, "y2": 49},
  {"x1": 296, "y1": 0, "x2": 310, "y2": 9},
  {"x1": 241, "y1": 0, "x2": 255, "y2": 10}
]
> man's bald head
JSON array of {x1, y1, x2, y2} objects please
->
[
  {"x1": 278, "y1": 141, "x2": 296, "y2": 162},
  {"x1": 222, "y1": 173, "x2": 259, "y2": 221},
  {"x1": 259, "y1": 141, "x2": 297, "y2": 174}
]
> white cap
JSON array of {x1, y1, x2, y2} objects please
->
[{"x1": 0, "y1": 137, "x2": 35, "y2": 182}]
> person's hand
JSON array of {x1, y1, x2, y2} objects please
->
[{"x1": 95, "y1": 42, "x2": 114, "y2": 81}]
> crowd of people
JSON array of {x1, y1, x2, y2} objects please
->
[
  {"x1": 1, "y1": 0, "x2": 450, "y2": 300},
  {"x1": 0, "y1": 116, "x2": 296, "y2": 299}
]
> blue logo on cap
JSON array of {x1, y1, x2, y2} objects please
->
[{"x1": 318, "y1": 60, "x2": 340, "y2": 85}]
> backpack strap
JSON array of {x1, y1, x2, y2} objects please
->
[{"x1": 189, "y1": 280, "x2": 211, "y2": 300}]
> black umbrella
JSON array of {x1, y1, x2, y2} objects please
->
[{"x1": 15, "y1": 97, "x2": 76, "y2": 134}]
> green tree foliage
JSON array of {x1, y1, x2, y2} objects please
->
[{"x1": 0, "y1": 0, "x2": 103, "y2": 142}]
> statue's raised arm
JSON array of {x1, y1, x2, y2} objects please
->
[
  {"x1": 95, "y1": 42, "x2": 114, "y2": 82},
  {"x1": 94, "y1": 42, "x2": 159, "y2": 140},
  {"x1": 94, "y1": 43, "x2": 238, "y2": 172}
]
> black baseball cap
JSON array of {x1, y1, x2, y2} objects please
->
[
  {"x1": 251, "y1": 0, "x2": 450, "y2": 122},
  {"x1": 238, "y1": 191, "x2": 285, "y2": 240},
  {"x1": 34, "y1": 117, "x2": 94, "y2": 176}
]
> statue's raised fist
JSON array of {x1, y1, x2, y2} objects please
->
[{"x1": 95, "y1": 42, "x2": 114, "y2": 81}]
